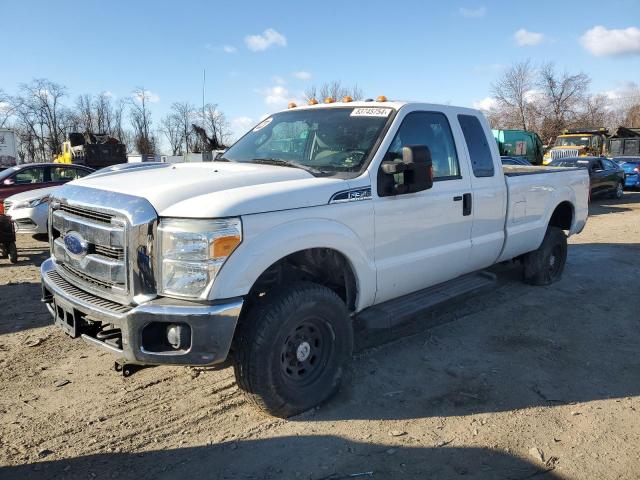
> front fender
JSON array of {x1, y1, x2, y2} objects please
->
[{"x1": 208, "y1": 215, "x2": 376, "y2": 311}]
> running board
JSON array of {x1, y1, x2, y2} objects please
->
[{"x1": 356, "y1": 271, "x2": 497, "y2": 330}]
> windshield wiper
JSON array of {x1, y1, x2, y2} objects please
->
[{"x1": 249, "y1": 158, "x2": 327, "y2": 176}]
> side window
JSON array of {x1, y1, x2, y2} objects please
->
[
  {"x1": 386, "y1": 112, "x2": 460, "y2": 179},
  {"x1": 51, "y1": 167, "x2": 89, "y2": 182},
  {"x1": 458, "y1": 114, "x2": 495, "y2": 177},
  {"x1": 13, "y1": 168, "x2": 45, "y2": 184},
  {"x1": 603, "y1": 159, "x2": 616, "y2": 170}
]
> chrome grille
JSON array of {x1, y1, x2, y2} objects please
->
[
  {"x1": 59, "y1": 204, "x2": 114, "y2": 224},
  {"x1": 551, "y1": 148, "x2": 579, "y2": 159},
  {"x1": 44, "y1": 269, "x2": 131, "y2": 315},
  {"x1": 51, "y1": 203, "x2": 128, "y2": 298},
  {"x1": 3, "y1": 200, "x2": 12, "y2": 212},
  {"x1": 95, "y1": 245, "x2": 125, "y2": 261}
]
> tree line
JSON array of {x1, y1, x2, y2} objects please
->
[
  {"x1": 485, "y1": 60, "x2": 640, "y2": 144},
  {"x1": 0, "y1": 79, "x2": 230, "y2": 163}
]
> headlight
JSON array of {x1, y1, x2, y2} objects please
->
[
  {"x1": 158, "y1": 218, "x2": 242, "y2": 298},
  {"x1": 15, "y1": 196, "x2": 50, "y2": 209}
]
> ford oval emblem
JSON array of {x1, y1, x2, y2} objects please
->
[{"x1": 64, "y1": 231, "x2": 88, "y2": 257}]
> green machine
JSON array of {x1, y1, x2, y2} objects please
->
[{"x1": 492, "y1": 129, "x2": 544, "y2": 165}]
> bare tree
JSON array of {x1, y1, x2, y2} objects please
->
[
  {"x1": 491, "y1": 59, "x2": 535, "y2": 131},
  {"x1": 0, "y1": 89, "x2": 17, "y2": 128},
  {"x1": 537, "y1": 63, "x2": 590, "y2": 139},
  {"x1": 304, "y1": 81, "x2": 363, "y2": 102},
  {"x1": 201, "y1": 103, "x2": 230, "y2": 148},
  {"x1": 129, "y1": 87, "x2": 155, "y2": 154},
  {"x1": 170, "y1": 102, "x2": 196, "y2": 153},
  {"x1": 160, "y1": 113, "x2": 183, "y2": 155}
]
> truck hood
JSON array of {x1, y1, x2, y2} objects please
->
[{"x1": 70, "y1": 162, "x2": 349, "y2": 217}]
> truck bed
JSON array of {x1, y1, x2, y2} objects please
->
[{"x1": 497, "y1": 165, "x2": 590, "y2": 263}]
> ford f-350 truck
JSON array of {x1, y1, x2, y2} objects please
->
[{"x1": 41, "y1": 100, "x2": 589, "y2": 417}]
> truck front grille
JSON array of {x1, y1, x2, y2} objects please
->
[
  {"x1": 50, "y1": 203, "x2": 128, "y2": 301},
  {"x1": 551, "y1": 148, "x2": 579, "y2": 159}
]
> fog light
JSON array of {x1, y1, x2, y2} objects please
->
[{"x1": 166, "y1": 324, "x2": 190, "y2": 350}]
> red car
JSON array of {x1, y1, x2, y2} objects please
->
[{"x1": 0, "y1": 163, "x2": 93, "y2": 214}]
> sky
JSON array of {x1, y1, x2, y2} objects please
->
[{"x1": 2, "y1": 0, "x2": 640, "y2": 146}]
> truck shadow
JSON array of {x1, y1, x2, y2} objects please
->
[
  {"x1": 315, "y1": 241, "x2": 640, "y2": 422},
  {"x1": 0, "y1": 281, "x2": 52, "y2": 335},
  {"x1": 0, "y1": 436, "x2": 561, "y2": 480}
]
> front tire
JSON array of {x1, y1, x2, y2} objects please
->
[
  {"x1": 8, "y1": 242, "x2": 18, "y2": 264},
  {"x1": 522, "y1": 226, "x2": 567, "y2": 286},
  {"x1": 232, "y1": 282, "x2": 353, "y2": 418}
]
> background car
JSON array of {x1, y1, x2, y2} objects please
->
[
  {"x1": 611, "y1": 156, "x2": 640, "y2": 190},
  {"x1": 4, "y1": 186, "x2": 59, "y2": 235},
  {"x1": 501, "y1": 156, "x2": 532, "y2": 166},
  {"x1": 0, "y1": 163, "x2": 93, "y2": 214},
  {"x1": 3, "y1": 162, "x2": 163, "y2": 237},
  {"x1": 548, "y1": 157, "x2": 625, "y2": 200}
]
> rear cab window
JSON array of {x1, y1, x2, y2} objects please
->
[{"x1": 458, "y1": 114, "x2": 495, "y2": 177}]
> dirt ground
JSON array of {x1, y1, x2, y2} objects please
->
[{"x1": 1, "y1": 193, "x2": 639, "y2": 480}]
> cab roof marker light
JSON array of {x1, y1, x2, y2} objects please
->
[
  {"x1": 288, "y1": 102, "x2": 297, "y2": 109},
  {"x1": 342, "y1": 96, "x2": 353, "y2": 103},
  {"x1": 308, "y1": 98, "x2": 319, "y2": 105},
  {"x1": 377, "y1": 95, "x2": 388, "y2": 102},
  {"x1": 324, "y1": 97, "x2": 335, "y2": 104}
]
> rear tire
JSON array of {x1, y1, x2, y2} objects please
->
[
  {"x1": 611, "y1": 181, "x2": 624, "y2": 199},
  {"x1": 8, "y1": 242, "x2": 18, "y2": 264},
  {"x1": 232, "y1": 282, "x2": 353, "y2": 418},
  {"x1": 522, "y1": 226, "x2": 567, "y2": 286}
]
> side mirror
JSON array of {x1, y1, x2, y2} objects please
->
[
  {"x1": 3, "y1": 178, "x2": 15, "y2": 186},
  {"x1": 378, "y1": 145, "x2": 433, "y2": 196}
]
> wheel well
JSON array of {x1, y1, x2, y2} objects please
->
[
  {"x1": 247, "y1": 248, "x2": 358, "y2": 312},
  {"x1": 549, "y1": 201, "x2": 573, "y2": 231}
]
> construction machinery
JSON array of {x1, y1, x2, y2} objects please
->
[
  {"x1": 492, "y1": 129, "x2": 544, "y2": 165},
  {"x1": 54, "y1": 132, "x2": 127, "y2": 168},
  {"x1": 542, "y1": 128, "x2": 608, "y2": 165}
]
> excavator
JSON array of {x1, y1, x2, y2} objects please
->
[{"x1": 54, "y1": 132, "x2": 127, "y2": 168}]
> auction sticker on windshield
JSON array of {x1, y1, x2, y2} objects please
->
[
  {"x1": 253, "y1": 117, "x2": 273, "y2": 132},
  {"x1": 350, "y1": 108, "x2": 392, "y2": 117}
]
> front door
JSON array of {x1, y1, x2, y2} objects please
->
[{"x1": 373, "y1": 111, "x2": 473, "y2": 304}]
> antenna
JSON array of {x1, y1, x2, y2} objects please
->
[{"x1": 202, "y1": 69, "x2": 206, "y2": 127}]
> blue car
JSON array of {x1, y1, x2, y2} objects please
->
[{"x1": 614, "y1": 157, "x2": 640, "y2": 189}]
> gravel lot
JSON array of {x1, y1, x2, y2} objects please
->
[{"x1": 1, "y1": 193, "x2": 639, "y2": 480}]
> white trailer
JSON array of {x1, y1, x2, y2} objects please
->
[{"x1": 0, "y1": 129, "x2": 18, "y2": 168}]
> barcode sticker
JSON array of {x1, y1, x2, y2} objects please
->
[{"x1": 350, "y1": 108, "x2": 392, "y2": 117}]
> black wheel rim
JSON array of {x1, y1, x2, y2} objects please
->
[
  {"x1": 280, "y1": 318, "x2": 333, "y2": 387},
  {"x1": 547, "y1": 245, "x2": 563, "y2": 279}
]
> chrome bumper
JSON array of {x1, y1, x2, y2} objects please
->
[{"x1": 41, "y1": 258, "x2": 243, "y2": 366}]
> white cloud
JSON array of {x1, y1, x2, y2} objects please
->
[
  {"x1": 523, "y1": 89, "x2": 543, "y2": 103},
  {"x1": 223, "y1": 45, "x2": 238, "y2": 54},
  {"x1": 473, "y1": 96, "x2": 498, "y2": 111},
  {"x1": 101, "y1": 90, "x2": 114, "y2": 98},
  {"x1": 580, "y1": 26, "x2": 640, "y2": 57},
  {"x1": 259, "y1": 85, "x2": 305, "y2": 109},
  {"x1": 245, "y1": 28, "x2": 287, "y2": 52},
  {"x1": 514, "y1": 28, "x2": 545, "y2": 46},
  {"x1": 459, "y1": 6, "x2": 486, "y2": 18},
  {"x1": 0, "y1": 101, "x2": 11, "y2": 113},
  {"x1": 292, "y1": 71, "x2": 312, "y2": 81},
  {"x1": 231, "y1": 116, "x2": 254, "y2": 134},
  {"x1": 133, "y1": 90, "x2": 160, "y2": 103},
  {"x1": 272, "y1": 75, "x2": 286, "y2": 85}
]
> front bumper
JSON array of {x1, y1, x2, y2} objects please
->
[
  {"x1": 40, "y1": 258, "x2": 243, "y2": 366},
  {"x1": 9, "y1": 206, "x2": 48, "y2": 234}
]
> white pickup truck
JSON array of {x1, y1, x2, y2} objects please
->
[{"x1": 41, "y1": 100, "x2": 589, "y2": 417}]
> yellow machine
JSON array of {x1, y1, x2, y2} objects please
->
[
  {"x1": 542, "y1": 128, "x2": 608, "y2": 165},
  {"x1": 53, "y1": 132, "x2": 127, "y2": 168}
]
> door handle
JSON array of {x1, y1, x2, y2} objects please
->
[
  {"x1": 453, "y1": 195, "x2": 463, "y2": 201},
  {"x1": 463, "y1": 193, "x2": 472, "y2": 216}
]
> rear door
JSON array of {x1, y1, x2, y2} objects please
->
[
  {"x1": 589, "y1": 159, "x2": 608, "y2": 195},
  {"x1": 457, "y1": 114, "x2": 507, "y2": 271}
]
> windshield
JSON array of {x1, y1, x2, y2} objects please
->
[
  {"x1": 555, "y1": 136, "x2": 591, "y2": 147},
  {"x1": 221, "y1": 107, "x2": 393, "y2": 176}
]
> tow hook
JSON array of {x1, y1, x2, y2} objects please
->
[{"x1": 114, "y1": 361, "x2": 145, "y2": 377}]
